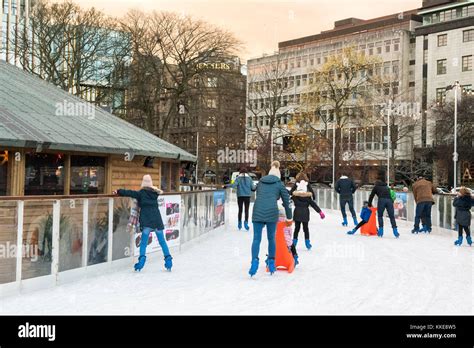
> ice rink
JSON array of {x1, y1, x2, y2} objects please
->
[{"x1": 0, "y1": 204, "x2": 472, "y2": 315}]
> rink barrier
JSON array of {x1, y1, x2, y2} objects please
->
[
  {"x1": 0, "y1": 188, "x2": 230, "y2": 297},
  {"x1": 311, "y1": 188, "x2": 472, "y2": 231}
]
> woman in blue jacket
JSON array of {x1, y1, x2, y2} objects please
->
[
  {"x1": 249, "y1": 161, "x2": 292, "y2": 276},
  {"x1": 231, "y1": 167, "x2": 256, "y2": 231},
  {"x1": 114, "y1": 175, "x2": 172, "y2": 272}
]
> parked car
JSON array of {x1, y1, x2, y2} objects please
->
[
  {"x1": 450, "y1": 187, "x2": 473, "y2": 194},
  {"x1": 359, "y1": 184, "x2": 375, "y2": 191},
  {"x1": 311, "y1": 183, "x2": 331, "y2": 189},
  {"x1": 230, "y1": 171, "x2": 259, "y2": 187},
  {"x1": 436, "y1": 187, "x2": 450, "y2": 195}
]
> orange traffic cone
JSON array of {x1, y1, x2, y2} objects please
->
[
  {"x1": 267, "y1": 221, "x2": 295, "y2": 273},
  {"x1": 361, "y1": 207, "x2": 378, "y2": 236}
]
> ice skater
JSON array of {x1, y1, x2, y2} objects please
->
[
  {"x1": 335, "y1": 173, "x2": 358, "y2": 227},
  {"x1": 230, "y1": 166, "x2": 255, "y2": 231},
  {"x1": 249, "y1": 161, "x2": 292, "y2": 276},
  {"x1": 411, "y1": 176, "x2": 436, "y2": 233},
  {"x1": 279, "y1": 205, "x2": 298, "y2": 266},
  {"x1": 453, "y1": 187, "x2": 473, "y2": 246},
  {"x1": 347, "y1": 201, "x2": 372, "y2": 235},
  {"x1": 114, "y1": 174, "x2": 173, "y2": 272},
  {"x1": 368, "y1": 170, "x2": 399, "y2": 238},
  {"x1": 291, "y1": 178, "x2": 325, "y2": 250}
]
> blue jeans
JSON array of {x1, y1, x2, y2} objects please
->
[
  {"x1": 251, "y1": 222, "x2": 277, "y2": 260},
  {"x1": 414, "y1": 202, "x2": 432, "y2": 230},
  {"x1": 340, "y1": 197, "x2": 356, "y2": 219},
  {"x1": 377, "y1": 198, "x2": 397, "y2": 229},
  {"x1": 140, "y1": 227, "x2": 170, "y2": 257}
]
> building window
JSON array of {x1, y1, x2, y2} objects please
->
[
  {"x1": 385, "y1": 45, "x2": 390, "y2": 53},
  {"x1": 377, "y1": 47, "x2": 382, "y2": 54},
  {"x1": 436, "y1": 88, "x2": 446, "y2": 105},
  {"x1": 437, "y1": 59, "x2": 447, "y2": 75},
  {"x1": 462, "y1": 55, "x2": 472, "y2": 72},
  {"x1": 394, "y1": 43, "x2": 399, "y2": 51},
  {"x1": 206, "y1": 98, "x2": 217, "y2": 109},
  {"x1": 437, "y1": 34, "x2": 447, "y2": 47},
  {"x1": 161, "y1": 162, "x2": 170, "y2": 191},
  {"x1": 70, "y1": 156, "x2": 106, "y2": 194},
  {"x1": 25, "y1": 153, "x2": 65, "y2": 195},
  {"x1": 463, "y1": 29, "x2": 474, "y2": 42},
  {"x1": 206, "y1": 77, "x2": 218, "y2": 88}
]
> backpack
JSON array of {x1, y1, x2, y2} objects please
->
[{"x1": 389, "y1": 188, "x2": 396, "y2": 202}]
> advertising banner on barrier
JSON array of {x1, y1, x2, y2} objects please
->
[
  {"x1": 394, "y1": 192, "x2": 408, "y2": 221},
  {"x1": 133, "y1": 195, "x2": 181, "y2": 256},
  {"x1": 213, "y1": 191, "x2": 225, "y2": 228}
]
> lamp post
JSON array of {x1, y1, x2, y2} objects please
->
[
  {"x1": 446, "y1": 81, "x2": 460, "y2": 191},
  {"x1": 332, "y1": 115, "x2": 336, "y2": 189},
  {"x1": 387, "y1": 100, "x2": 392, "y2": 184}
]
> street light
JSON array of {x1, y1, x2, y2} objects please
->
[{"x1": 445, "y1": 81, "x2": 460, "y2": 191}]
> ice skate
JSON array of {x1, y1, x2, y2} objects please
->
[
  {"x1": 164, "y1": 255, "x2": 173, "y2": 271},
  {"x1": 134, "y1": 255, "x2": 146, "y2": 272},
  {"x1": 249, "y1": 258, "x2": 259, "y2": 277},
  {"x1": 454, "y1": 236, "x2": 463, "y2": 246}
]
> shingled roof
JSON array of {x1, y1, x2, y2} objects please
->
[{"x1": 0, "y1": 60, "x2": 196, "y2": 162}]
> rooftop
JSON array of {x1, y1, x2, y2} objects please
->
[
  {"x1": 0, "y1": 61, "x2": 196, "y2": 162},
  {"x1": 278, "y1": 9, "x2": 422, "y2": 50}
]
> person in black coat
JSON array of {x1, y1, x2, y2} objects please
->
[
  {"x1": 335, "y1": 173, "x2": 357, "y2": 227},
  {"x1": 453, "y1": 187, "x2": 473, "y2": 246},
  {"x1": 114, "y1": 174, "x2": 172, "y2": 272},
  {"x1": 291, "y1": 179, "x2": 325, "y2": 250},
  {"x1": 368, "y1": 171, "x2": 399, "y2": 238}
]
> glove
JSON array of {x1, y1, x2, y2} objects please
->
[
  {"x1": 319, "y1": 211, "x2": 325, "y2": 219},
  {"x1": 285, "y1": 219, "x2": 293, "y2": 227}
]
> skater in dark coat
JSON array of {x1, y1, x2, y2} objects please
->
[
  {"x1": 368, "y1": 171, "x2": 399, "y2": 238},
  {"x1": 289, "y1": 172, "x2": 315, "y2": 199},
  {"x1": 249, "y1": 161, "x2": 292, "y2": 277},
  {"x1": 453, "y1": 187, "x2": 473, "y2": 246},
  {"x1": 114, "y1": 175, "x2": 172, "y2": 271},
  {"x1": 335, "y1": 173, "x2": 358, "y2": 227},
  {"x1": 291, "y1": 179, "x2": 325, "y2": 250}
]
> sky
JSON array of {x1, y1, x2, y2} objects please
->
[{"x1": 72, "y1": 0, "x2": 422, "y2": 62}]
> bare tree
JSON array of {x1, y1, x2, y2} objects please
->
[
  {"x1": 431, "y1": 93, "x2": 474, "y2": 186},
  {"x1": 121, "y1": 10, "x2": 241, "y2": 139},
  {"x1": 246, "y1": 53, "x2": 293, "y2": 172},
  {"x1": 304, "y1": 46, "x2": 380, "y2": 181},
  {"x1": 13, "y1": 0, "x2": 126, "y2": 100}
]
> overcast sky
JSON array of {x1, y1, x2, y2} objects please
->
[{"x1": 72, "y1": 0, "x2": 422, "y2": 62}]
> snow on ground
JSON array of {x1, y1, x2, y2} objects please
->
[{"x1": 0, "y1": 203, "x2": 472, "y2": 315}]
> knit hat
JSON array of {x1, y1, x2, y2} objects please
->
[
  {"x1": 268, "y1": 161, "x2": 281, "y2": 177},
  {"x1": 141, "y1": 174, "x2": 154, "y2": 188},
  {"x1": 296, "y1": 180, "x2": 308, "y2": 192}
]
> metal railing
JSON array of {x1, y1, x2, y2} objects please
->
[{"x1": 312, "y1": 188, "x2": 471, "y2": 231}]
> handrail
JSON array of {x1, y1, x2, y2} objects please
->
[{"x1": 0, "y1": 188, "x2": 225, "y2": 201}]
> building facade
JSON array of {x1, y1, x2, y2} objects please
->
[
  {"x1": 0, "y1": 0, "x2": 32, "y2": 65},
  {"x1": 126, "y1": 55, "x2": 247, "y2": 184},
  {"x1": 247, "y1": 11, "x2": 423, "y2": 184},
  {"x1": 414, "y1": 0, "x2": 474, "y2": 186}
]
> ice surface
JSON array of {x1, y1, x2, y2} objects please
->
[{"x1": 0, "y1": 203, "x2": 472, "y2": 315}]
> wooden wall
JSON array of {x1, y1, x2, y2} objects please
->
[{"x1": 110, "y1": 155, "x2": 161, "y2": 192}]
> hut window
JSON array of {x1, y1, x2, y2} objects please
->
[
  {"x1": 25, "y1": 153, "x2": 65, "y2": 195},
  {"x1": 170, "y1": 163, "x2": 180, "y2": 191},
  {"x1": 0, "y1": 150, "x2": 7, "y2": 196},
  {"x1": 70, "y1": 156, "x2": 106, "y2": 194},
  {"x1": 161, "y1": 162, "x2": 170, "y2": 191}
]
